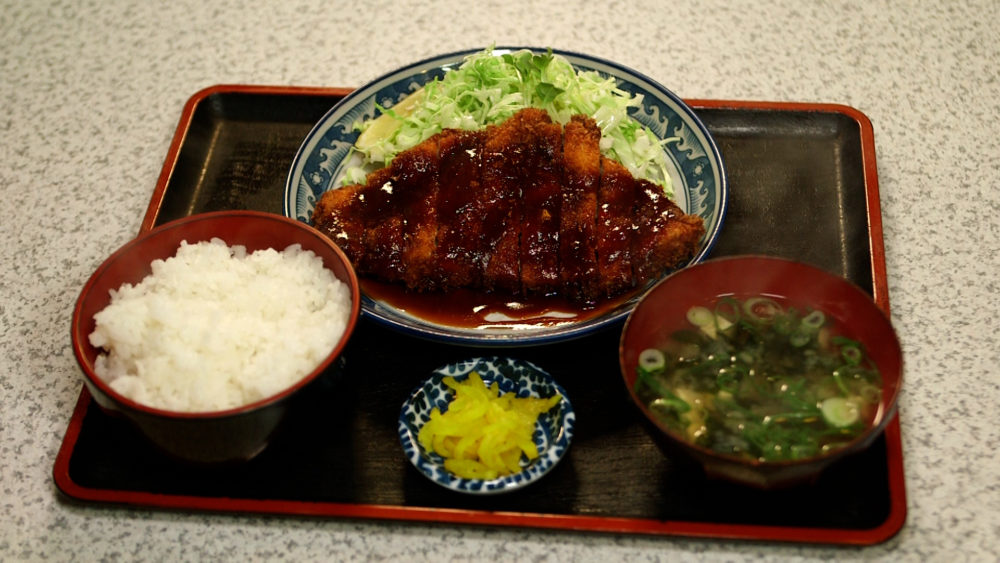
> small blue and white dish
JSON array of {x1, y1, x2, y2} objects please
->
[
  {"x1": 285, "y1": 47, "x2": 728, "y2": 347},
  {"x1": 398, "y1": 357, "x2": 575, "y2": 494}
]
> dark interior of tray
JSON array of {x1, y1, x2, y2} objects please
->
[{"x1": 67, "y1": 91, "x2": 891, "y2": 530}]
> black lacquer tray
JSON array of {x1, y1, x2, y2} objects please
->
[{"x1": 55, "y1": 85, "x2": 905, "y2": 544}]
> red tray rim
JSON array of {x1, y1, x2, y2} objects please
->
[{"x1": 53, "y1": 84, "x2": 906, "y2": 546}]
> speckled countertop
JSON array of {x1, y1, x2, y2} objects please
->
[{"x1": 2, "y1": 0, "x2": 998, "y2": 560}]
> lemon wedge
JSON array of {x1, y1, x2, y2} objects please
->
[{"x1": 354, "y1": 88, "x2": 426, "y2": 152}]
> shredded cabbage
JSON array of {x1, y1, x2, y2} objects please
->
[{"x1": 346, "y1": 47, "x2": 677, "y2": 197}]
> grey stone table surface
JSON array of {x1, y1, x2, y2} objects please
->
[{"x1": 2, "y1": 0, "x2": 997, "y2": 560}]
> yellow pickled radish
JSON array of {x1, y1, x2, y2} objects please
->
[{"x1": 417, "y1": 371, "x2": 562, "y2": 479}]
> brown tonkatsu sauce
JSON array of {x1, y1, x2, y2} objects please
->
[{"x1": 361, "y1": 279, "x2": 637, "y2": 330}]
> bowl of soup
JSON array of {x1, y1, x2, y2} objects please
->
[{"x1": 619, "y1": 255, "x2": 902, "y2": 488}]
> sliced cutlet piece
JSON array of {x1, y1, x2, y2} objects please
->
[
  {"x1": 313, "y1": 183, "x2": 368, "y2": 271},
  {"x1": 631, "y1": 179, "x2": 706, "y2": 285},
  {"x1": 517, "y1": 110, "x2": 564, "y2": 296},
  {"x1": 595, "y1": 156, "x2": 638, "y2": 297},
  {"x1": 337, "y1": 131, "x2": 442, "y2": 288},
  {"x1": 358, "y1": 165, "x2": 407, "y2": 282},
  {"x1": 435, "y1": 128, "x2": 486, "y2": 290},
  {"x1": 389, "y1": 134, "x2": 440, "y2": 290},
  {"x1": 559, "y1": 115, "x2": 602, "y2": 302},
  {"x1": 480, "y1": 110, "x2": 550, "y2": 293}
]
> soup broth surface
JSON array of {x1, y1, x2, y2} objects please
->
[{"x1": 635, "y1": 295, "x2": 882, "y2": 462}]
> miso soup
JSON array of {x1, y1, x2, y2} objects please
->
[{"x1": 634, "y1": 295, "x2": 883, "y2": 462}]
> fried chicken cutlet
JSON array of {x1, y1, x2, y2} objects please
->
[{"x1": 313, "y1": 108, "x2": 705, "y2": 304}]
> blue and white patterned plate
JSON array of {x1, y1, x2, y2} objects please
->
[
  {"x1": 398, "y1": 357, "x2": 575, "y2": 494},
  {"x1": 285, "y1": 47, "x2": 728, "y2": 346}
]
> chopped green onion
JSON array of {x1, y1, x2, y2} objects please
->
[
  {"x1": 772, "y1": 312, "x2": 795, "y2": 335},
  {"x1": 789, "y1": 330, "x2": 812, "y2": 347},
  {"x1": 801, "y1": 310, "x2": 826, "y2": 330},
  {"x1": 637, "y1": 371, "x2": 690, "y2": 413},
  {"x1": 832, "y1": 335, "x2": 862, "y2": 348},
  {"x1": 651, "y1": 395, "x2": 691, "y2": 415},
  {"x1": 714, "y1": 297, "x2": 742, "y2": 326},
  {"x1": 841, "y1": 345, "x2": 863, "y2": 366},
  {"x1": 768, "y1": 410, "x2": 821, "y2": 422},
  {"x1": 831, "y1": 369, "x2": 851, "y2": 395},
  {"x1": 686, "y1": 306, "x2": 714, "y2": 328},
  {"x1": 742, "y1": 296, "x2": 782, "y2": 322},
  {"x1": 820, "y1": 397, "x2": 860, "y2": 428},
  {"x1": 789, "y1": 443, "x2": 820, "y2": 459},
  {"x1": 716, "y1": 368, "x2": 741, "y2": 392},
  {"x1": 638, "y1": 348, "x2": 666, "y2": 373}
]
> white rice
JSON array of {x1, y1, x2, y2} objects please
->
[{"x1": 88, "y1": 238, "x2": 352, "y2": 412}]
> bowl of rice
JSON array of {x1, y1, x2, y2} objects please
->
[{"x1": 71, "y1": 210, "x2": 361, "y2": 464}]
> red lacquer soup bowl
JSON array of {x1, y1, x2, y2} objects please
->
[{"x1": 619, "y1": 255, "x2": 902, "y2": 488}]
